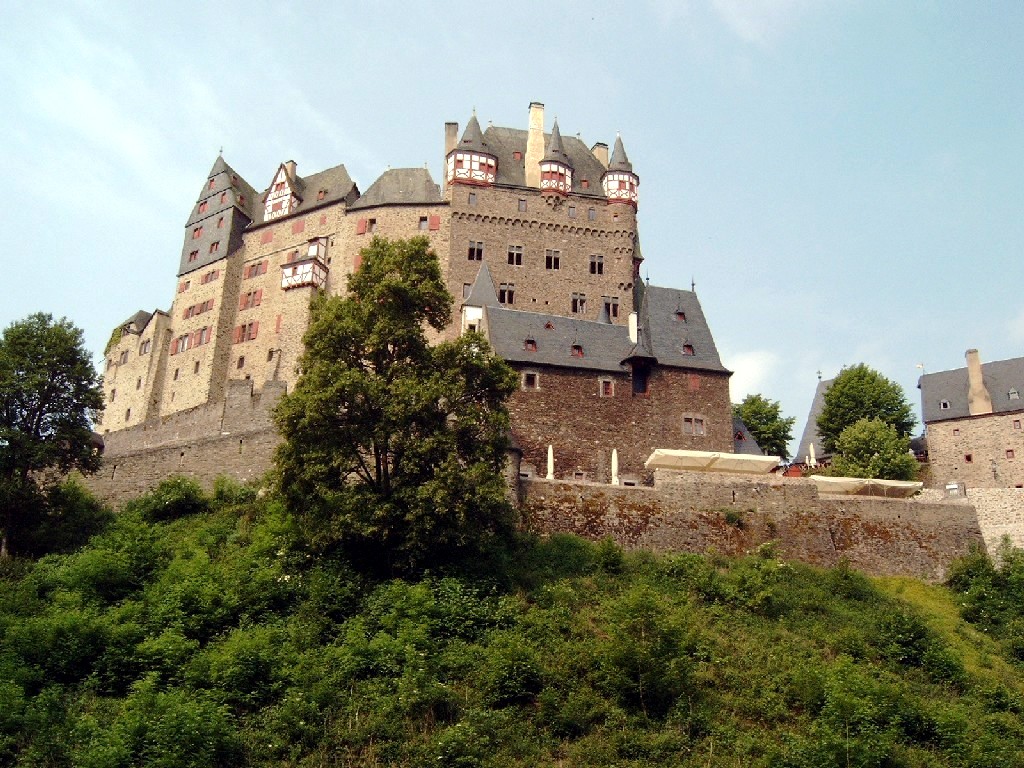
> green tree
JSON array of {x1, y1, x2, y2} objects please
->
[
  {"x1": 732, "y1": 393, "x2": 795, "y2": 460},
  {"x1": 827, "y1": 418, "x2": 918, "y2": 480},
  {"x1": 0, "y1": 314, "x2": 104, "y2": 557},
  {"x1": 274, "y1": 236, "x2": 518, "y2": 574},
  {"x1": 817, "y1": 364, "x2": 915, "y2": 453}
]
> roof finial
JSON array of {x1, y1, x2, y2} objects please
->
[
  {"x1": 218, "y1": 146, "x2": 223, "y2": 156},
  {"x1": 691, "y1": 276, "x2": 696, "y2": 292},
  {"x1": 816, "y1": 369, "x2": 822, "y2": 381}
]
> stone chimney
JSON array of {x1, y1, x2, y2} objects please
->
[
  {"x1": 592, "y1": 142, "x2": 609, "y2": 168},
  {"x1": 525, "y1": 101, "x2": 545, "y2": 188},
  {"x1": 966, "y1": 348, "x2": 993, "y2": 415},
  {"x1": 284, "y1": 160, "x2": 297, "y2": 181},
  {"x1": 628, "y1": 311, "x2": 638, "y2": 344},
  {"x1": 444, "y1": 122, "x2": 459, "y2": 158}
]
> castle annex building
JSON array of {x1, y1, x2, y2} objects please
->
[
  {"x1": 100, "y1": 102, "x2": 736, "y2": 484},
  {"x1": 919, "y1": 349, "x2": 1024, "y2": 489}
]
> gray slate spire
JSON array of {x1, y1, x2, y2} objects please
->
[
  {"x1": 608, "y1": 134, "x2": 633, "y2": 173},
  {"x1": 458, "y1": 113, "x2": 489, "y2": 154},
  {"x1": 543, "y1": 119, "x2": 572, "y2": 166},
  {"x1": 464, "y1": 263, "x2": 499, "y2": 307},
  {"x1": 622, "y1": 289, "x2": 658, "y2": 364}
]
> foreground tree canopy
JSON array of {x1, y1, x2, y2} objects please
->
[
  {"x1": 274, "y1": 236, "x2": 518, "y2": 573},
  {"x1": 0, "y1": 313, "x2": 104, "y2": 557},
  {"x1": 827, "y1": 417, "x2": 919, "y2": 481},
  {"x1": 817, "y1": 364, "x2": 915, "y2": 454},
  {"x1": 732, "y1": 394, "x2": 795, "y2": 460}
]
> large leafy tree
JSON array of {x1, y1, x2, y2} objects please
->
[
  {"x1": 827, "y1": 418, "x2": 919, "y2": 481},
  {"x1": 817, "y1": 364, "x2": 915, "y2": 454},
  {"x1": 732, "y1": 393, "x2": 795, "y2": 460},
  {"x1": 0, "y1": 313, "x2": 104, "y2": 557},
  {"x1": 274, "y1": 236, "x2": 518, "y2": 574}
]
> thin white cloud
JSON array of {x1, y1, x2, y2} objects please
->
[
  {"x1": 727, "y1": 349, "x2": 781, "y2": 402},
  {"x1": 710, "y1": 0, "x2": 814, "y2": 47}
]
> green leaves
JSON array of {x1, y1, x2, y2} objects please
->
[
  {"x1": 274, "y1": 237, "x2": 517, "y2": 574},
  {"x1": 817, "y1": 364, "x2": 916, "y2": 454},
  {"x1": 732, "y1": 393, "x2": 795, "y2": 460},
  {"x1": 827, "y1": 418, "x2": 919, "y2": 481}
]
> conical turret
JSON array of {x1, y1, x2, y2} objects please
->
[
  {"x1": 602, "y1": 134, "x2": 639, "y2": 207},
  {"x1": 446, "y1": 112, "x2": 497, "y2": 186},
  {"x1": 539, "y1": 119, "x2": 574, "y2": 195}
]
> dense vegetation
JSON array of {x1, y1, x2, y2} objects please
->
[{"x1": 2, "y1": 478, "x2": 1024, "y2": 767}]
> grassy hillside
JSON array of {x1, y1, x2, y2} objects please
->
[{"x1": 2, "y1": 478, "x2": 1024, "y2": 767}]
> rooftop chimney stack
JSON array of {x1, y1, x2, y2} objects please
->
[
  {"x1": 966, "y1": 348, "x2": 993, "y2": 415},
  {"x1": 525, "y1": 102, "x2": 545, "y2": 188},
  {"x1": 443, "y1": 122, "x2": 459, "y2": 192},
  {"x1": 592, "y1": 142, "x2": 609, "y2": 168},
  {"x1": 284, "y1": 160, "x2": 297, "y2": 181}
]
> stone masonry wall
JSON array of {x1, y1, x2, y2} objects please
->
[
  {"x1": 509, "y1": 366, "x2": 733, "y2": 482},
  {"x1": 925, "y1": 412, "x2": 1024, "y2": 489},
  {"x1": 524, "y1": 470, "x2": 985, "y2": 581}
]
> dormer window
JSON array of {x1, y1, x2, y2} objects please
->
[
  {"x1": 571, "y1": 345, "x2": 584, "y2": 357},
  {"x1": 675, "y1": 311, "x2": 686, "y2": 322},
  {"x1": 940, "y1": 400, "x2": 951, "y2": 410},
  {"x1": 544, "y1": 322, "x2": 554, "y2": 330},
  {"x1": 683, "y1": 344, "x2": 695, "y2": 356},
  {"x1": 1010, "y1": 389, "x2": 1020, "y2": 400},
  {"x1": 524, "y1": 338, "x2": 537, "y2": 352}
]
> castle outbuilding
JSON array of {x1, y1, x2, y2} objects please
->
[{"x1": 99, "y1": 102, "x2": 736, "y2": 485}]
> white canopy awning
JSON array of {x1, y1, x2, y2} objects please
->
[
  {"x1": 809, "y1": 475, "x2": 923, "y2": 497},
  {"x1": 645, "y1": 449, "x2": 781, "y2": 475}
]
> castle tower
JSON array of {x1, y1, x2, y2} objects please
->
[
  {"x1": 539, "y1": 119, "x2": 573, "y2": 196},
  {"x1": 601, "y1": 135, "x2": 639, "y2": 208},
  {"x1": 179, "y1": 155, "x2": 254, "y2": 276},
  {"x1": 445, "y1": 113, "x2": 497, "y2": 186}
]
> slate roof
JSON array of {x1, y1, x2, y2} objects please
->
[
  {"x1": 543, "y1": 120, "x2": 572, "y2": 165},
  {"x1": 732, "y1": 416, "x2": 764, "y2": 455},
  {"x1": 464, "y1": 263, "x2": 499, "y2": 308},
  {"x1": 456, "y1": 114, "x2": 491, "y2": 155},
  {"x1": 919, "y1": 356, "x2": 1024, "y2": 423},
  {"x1": 795, "y1": 378, "x2": 832, "y2": 465},
  {"x1": 608, "y1": 134, "x2": 634, "y2": 173},
  {"x1": 641, "y1": 285, "x2": 729, "y2": 373},
  {"x1": 480, "y1": 125, "x2": 609, "y2": 196},
  {"x1": 349, "y1": 168, "x2": 441, "y2": 210},
  {"x1": 485, "y1": 306, "x2": 631, "y2": 373},
  {"x1": 121, "y1": 310, "x2": 153, "y2": 335}
]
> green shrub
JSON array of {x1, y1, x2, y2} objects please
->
[
  {"x1": 212, "y1": 475, "x2": 257, "y2": 508},
  {"x1": 480, "y1": 634, "x2": 543, "y2": 707},
  {"x1": 124, "y1": 476, "x2": 209, "y2": 522}
]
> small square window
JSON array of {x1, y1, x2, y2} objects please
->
[
  {"x1": 953, "y1": 428, "x2": 960, "y2": 436},
  {"x1": 468, "y1": 192, "x2": 477, "y2": 205},
  {"x1": 1007, "y1": 449, "x2": 1016, "y2": 460},
  {"x1": 1015, "y1": 420, "x2": 1021, "y2": 430},
  {"x1": 940, "y1": 400, "x2": 950, "y2": 409},
  {"x1": 523, "y1": 372, "x2": 539, "y2": 390},
  {"x1": 600, "y1": 379, "x2": 614, "y2": 397},
  {"x1": 683, "y1": 344, "x2": 695, "y2": 356},
  {"x1": 518, "y1": 198, "x2": 527, "y2": 212},
  {"x1": 513, "y1": 151, "x2": 522, "y2": 161},
  {"x1": 419, "y1": 216, "x2": 428, "y2": 230},
  {"x1": 965, "y1": 453, "x2": 973, "y2": 463},
  {"x1": 524, "y1": 338, "x2": 537, "y2": 352}
]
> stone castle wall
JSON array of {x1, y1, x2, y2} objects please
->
[{"x1": 924, "y1": 412, "x2": 1024, "y2": 489}]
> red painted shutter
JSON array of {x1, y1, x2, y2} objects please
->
[
  {"x1": 233, "y1": 326, "x2": 242, "y2": 344},
  {"x1": 182, "y1": 307, "x2": 189, "y2": 319},
  {"x1": 428, "y1": 215, "x2": 441, "y2": 231},
  {"x1": 251, "y1": 321, "x2": 259, "y2": 340},
  {"x1": 254, "y1": 289, "x2": 263, "y2": 306},
  {"x1": 239, "y1": 294, "x2": 247, "y2": 310},
  {"x1": 275, "y1": 314, "x2": 282, "y2": 333},
  {"x1": 260, "y1": 230, "x2": 273, "y2": 244},
  {"x1": 291, "y1": 219, "x2": 305, "y2": 234},
  {"x1": 170, "y1": 339, "x2": 178, "y2": 355},
  {"x1": 261, "y1": 260, "x2": 268, "y2": 274},
  {"x1": 353, "y1": 254, "x2": 362, "y2": 271},
  {"x1": 356, "y1": 218, "x2": 367, "y2": 235}
]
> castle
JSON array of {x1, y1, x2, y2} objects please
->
[{"x1": 99, "y1": 102, "x2": 737, "y2": 485}]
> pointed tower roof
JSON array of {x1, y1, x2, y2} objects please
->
[
  {"x1": 207, "y1": 155, "x2": 230, "y2": 177},
  {"x1": 543, "y1": 120, "x2": 573, "y2": 166},
  {"x1": 622, "y1": 289, "x2": 658, "y2": 364},
  {"x1": 464, "y1": 263, "x2": 500, "y2": 308},
  {"x1": 608, "y1": 134, "x2": 633, "y2": 173},
  {"x1": 457, "y1": 113, "x2": 490, "y2": 154}
]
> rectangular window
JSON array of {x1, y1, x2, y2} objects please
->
[
  {"x1": 199, "y1": 200, "x2": 208, "y2": 213},
  {"x1": 468, "y1": 241, "x2": 484, "y2": 261},
  {"x1": 217, "y1": 217, "x2": 224, "y2": 228},
  {"x1": 220, "y1": 191, "x2": 227, "y2": 203},
  {"x1": 192, "y1": 226, "x2": 203, "y2": 239},
  {"x1": 136, "y1": 377, "x2": 142, "y2": 390},
  {"x1": 119, "y1": 350, "x2": 129, "y2": 364},
  {"x1": 1016, "y1": 420, "x2": 1022, "y2": 430},
  {"x1": 208, "y1": 178, "x2": 215, "y2": 189},
  {"x1": 188, "y1": 250, "x2": 198, "y2": 262},
  {"x1": 604, "y1": 297, "x2": 619, "y2": 319},
  {"x1": 632, "y1": 366, "x2": 650, "y2": 395},
  {"x1": 518, "y1": 198, "x2": 527, "y2": 212},
  {"x1": 419, "y1": 216, "x2": 428, "y2": 230},
  {"x1": 498, "y1": 282, "x2": 514, "y2": 305},
  {"x1": 239, "y1": 289, "x2": 263, "y2": 310},
  {"x1": 367, "y1": 218, "x2": 377, "y2": 233},
  {"x1": 590, "y1": 254, "x2": 604, "y2": 274},
  {"x1": 522, "y1": 372, "x2": 539, "y2": 390},
  {"x1": 178, "y1": 280, "x2": 190, "y2": 293},
  {"x1": 588, "y1": 207, "x2": 596, "y2": 221},
  {"x1": 463, "y1": 282, "x2": 472, "y2": 298},
  {"x1": 139, "y1": 339, "x2": 152, "y2": 355},
  {"x1": 209, "y1": 241, "x2": 219, "y2": 254},
  {"x1": 1008, "y1": 449, "x2": 1016, "y2": 460},
  {"x1": 571, "y1": 292, "x2": 586, "y2": 314},
  {"x1": 684, "y1": 417, "x2": 706, "y2": 436},
  {"x1": 507, "y1": 245, "x2": 523, "y2": 266},
  {"x1": 243, "y1": 260, "x2": 268, "y2": 279},
  {"x1": 600, "y1": 379, "x2": 614, "y2": 397},
  {"x1": 545, "y1": 249, "x2": 560, "y2": 270},
  {"x1": 233, "y1": 322, "x2": 259, "y2": 343},
  {"x1": 568, "y1": 205, "x2": 576, "y2": 219},
  {"x1": 468, "y1": 192, "x2": 477, "y2": 205}
]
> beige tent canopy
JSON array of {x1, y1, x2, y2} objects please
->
[
  {"x1": 645, "y1": 449, "x2": 781, "y2": 475},
  {"x1": 808, "y1": 475, "x2": 922, "y2": 497}
]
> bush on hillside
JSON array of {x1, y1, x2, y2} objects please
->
[{"x1": 123, "y1": 476, "x2": 209, "y2": 521}]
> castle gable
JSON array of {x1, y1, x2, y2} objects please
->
[
  {"x1": 252, "y1": 162, "x2": 357, "y2": 225},
  {"x1": 642, "y1": 286, "x2": 730, "y2": 374}
]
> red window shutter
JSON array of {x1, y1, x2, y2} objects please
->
[
  {"x1": 319, "y1": 214, "x2": 327, "y2": 225},
  {"x1": 275, "y1": 314, "x2": 282, "y2": 333},
  {"x1": 233, "y1": 326, "x2": 242, "y2": 344},
  {"x1": 250, "y1": 321, "x2": 259, "y2": 340},
  {"x1": 262, "y1": 260, "x2": 268, "y2": 274},
  {"x1": 239, "y1": 294, "x2": 247, "y2": 310},
  {"x1": 188, "y1": 331, "x2": 197, "y2": 349},
  {"x1": 182, "y1": 307, "x2": 189, "y2": 319},
  {"x1": 254, "y1": 289, "x2": 263, "y2": 306},
  {"x1": 291, "y1": 219, "x2": 305, "y2": 235},
  {"x1": 260, "y1": 230, "x2": 273, "y2": 244},
  {"x1": 170, "y1": 339, "x2": 178, "y2": 355},
  {"x1": 353, "y1": 254, "x2": 362, "y2": 271},
  {"x1": 356, "y1": 218, "x2": 367, "y2": 235},
  {"x1": 428, "y1": 215, "x2": 441, "y2": 231},
  {"x1": 242, "y1": 265, "x2": 250, "y2": 280}
]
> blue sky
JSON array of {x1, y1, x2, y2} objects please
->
[{"x1": 2, "y1": 0, "x2": 1021, "y2": 452}]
